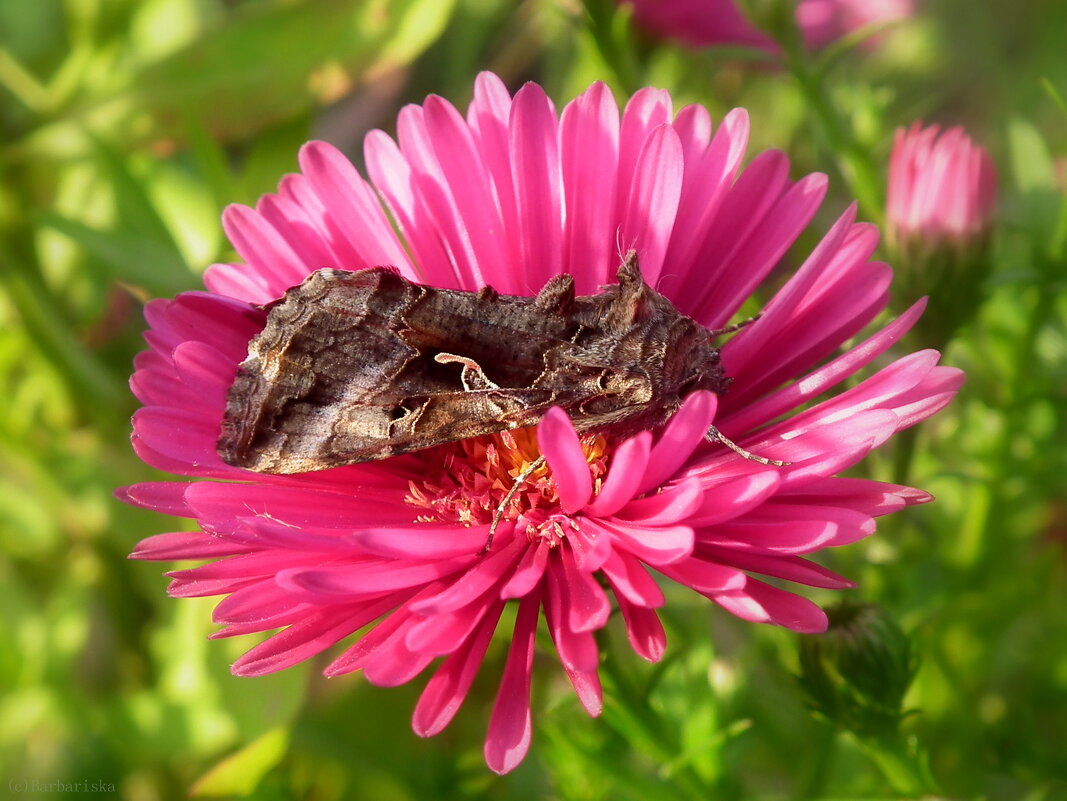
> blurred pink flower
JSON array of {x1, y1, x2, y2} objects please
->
[
  {"x1": 620, "y1": 0, "x2": 777, "y2": 51},
  {"x1": 887, "y1": 122, "x2": 997, "y2": 246},
  {"x1": 796, "y1": 0, "x2": 916, "y2": 50},
  {"x1": 622, "y1": 0, "x2": 915, "y2": 52},
  {"x1": 121, "y1": 73, "x2": 961, "y2": 773}
]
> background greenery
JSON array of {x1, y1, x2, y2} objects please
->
[{"x1": 1, "y1": 0, "x2": 1065, "y2": 798}]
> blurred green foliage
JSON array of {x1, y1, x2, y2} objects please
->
[{"x1": 1, "y1": 0, "x2": 1065, "y2": 799}]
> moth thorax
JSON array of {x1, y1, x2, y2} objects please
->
[{"x1": 404, "y1": 427, "x2": 608, "y2": 539}]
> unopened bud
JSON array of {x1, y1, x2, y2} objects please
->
[{"x1": 797, "y1": 602, "x2": 917, "y2": 739}]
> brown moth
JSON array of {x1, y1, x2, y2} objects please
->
[{"x1": 218, "y1": 252, "x2": 782, "y2": 542}]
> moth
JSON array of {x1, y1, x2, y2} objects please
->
[{"x1": 218, "y1": 251, "x2": 784, "y2": 547}]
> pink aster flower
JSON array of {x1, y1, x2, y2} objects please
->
[
  {"x1": 619, "y1": 0, "x2": 778, "y2": 52},
  {"x1": 121, "y1": 73, "x2": 961, "y2": 773},
  {"x1": 887, "y1": 121, "x2": 997, "y2": 250},
  {"x1": 795, "y1": 0, "x2": 916, "y2": 51}
]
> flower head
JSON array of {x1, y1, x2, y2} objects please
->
[
  {"x1": 620, "y1": 0, "x2": 778, "y2": 52},
  {"x1": 796, "y1": 0, "x2": 916, "y2": 51},
  {"x1": 121, "y1": 73, "x2": 961, "y2": 773},
  {"x1": 888, "y1": 122, "x2": 997, "y2": 251}
]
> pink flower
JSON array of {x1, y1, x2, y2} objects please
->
[
  {"x1": 620, "y1": 0, "x2": 778, "y2": 52},
  {"x1": 121, "y1": 74, "x2": 961, "y2": 773},
  {"x1": 887, "y1": 122, "x2": 997, "y2": 248},
  {"x1": 795, "y1": 0, "x2": 916, "y2": 50}
]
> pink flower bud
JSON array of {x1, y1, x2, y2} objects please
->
[
  {"x1": 620, "y1": 0, "x2": 777, "y2": 52},
  {"x1": 796, "y1": 0, "x2": 916, "y2": 51},
  {"x1": 888, "y1": 122, "x2": 997, "y2": 248}
]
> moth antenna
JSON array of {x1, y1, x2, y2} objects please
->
[
  {"x1": 706, "y1": 425, "x2": 790, "y2": 467},
  {"x1": 483, "y1": 454, "x2": 547, "y2": 553},
  {"x1": 706, "y1": 313, "x2": 762, "y2": 339},
  {"x1": 614, "y1": 228, "x2": 639, "y2": 264}
]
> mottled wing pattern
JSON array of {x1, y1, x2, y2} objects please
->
[
  {"x1": 219, "y1": 268, "x2": 597, "y2": 473},
  {"x1": 218, "y1": 255, "x2": 725, "y2": 475}
]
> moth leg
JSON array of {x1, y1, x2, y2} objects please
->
[
  {"x1": 706, "y1": 313, "x2": 762, "y2": 339},
  {"x1": 483, "y1": 454, "x2": 547, "y2": 553},
  {"x1": 706, "y1": 425, "x2": 790, "y2": 467},
  {"x1": 434, "y1": 353, "x2": 501, "y2": 391}
]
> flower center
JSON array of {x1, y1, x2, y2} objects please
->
[{"x1": 405, "y1": 427, "x2": 608, "y2": 538}]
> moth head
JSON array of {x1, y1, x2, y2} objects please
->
[{"x1": 670, "y1": 328, "x2": 731, "y2": 399}]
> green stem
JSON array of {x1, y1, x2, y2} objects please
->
[
  {"x1": 597, "y1": 653, "x2": 712, "y2": 801},
  {"x1": 856, "y1": 733, "x2": 940, "y2": 796},
  {"x1": 793, "y1": 723, "x2": 837, "y2": 799},
  {"x1": 968, "y1": 277, "x2": 1057, "y2": 569},
  {"x1": 0, "y1": 49, "x2": 51, "y2": 112},
  {"x1": 577, "y1": 0, "x2": 642, "y2": 96},
  {"x1": 784, "y1": 47, "x2": 884, "y2": 226}
]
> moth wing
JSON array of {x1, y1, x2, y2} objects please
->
[
  {"x1": 218, "y1": 268, "x2": 432, "y2": 470},
  {"x1": 228, "y1": 387, "x2": 578, "y2": 474}
]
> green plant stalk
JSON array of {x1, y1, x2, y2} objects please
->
[
  {"x1": 783, "y1": 47, "x2": 885, "y2": 227},
  {"x1": 597, "y1": 653, "x2": 713, "y2": 801},
  {"x1": 855, "y1": 731, "x2": 939, "y2": 796},
  {"x1": 969, "y1": 274, "x2": 1058, "y2": 570}
]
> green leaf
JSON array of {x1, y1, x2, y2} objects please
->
[
  {"x1": 190, "y1": 726, "x2": 290, "y2": 797},
  {"x1": 1006, "y1": 116, "x2": 1061, "y2": 249},
  {"x1": 39, "y1": 214, "x2": 196, "y2": 296},
  {"x1": 14, "y1": 0, "x2": 460, "y2": 159}
]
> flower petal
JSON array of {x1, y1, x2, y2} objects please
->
[
  {"x1": 484, "y1": 593, "x2": 539, "y2": 774},
  {"x1": 537, "y1": 407, "x2": 592, "y2": 513}
]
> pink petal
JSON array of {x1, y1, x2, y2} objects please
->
[
  {"x1": 660, "y1": 558, "x2": 746, "y2": 594},
  {"x1": 718, "y1": 299, "x2": 927, "y2": 434},
  {"x1": 714, "y1": 578, "x2": 829, "y2": 633},
  {"x1": 323, "y1": 592, "x2": 432, "y2": 677},
  {"x1": 362, "y1": 622, "x2": 437, "y2": 687},
  {"x1": 537, "y1": 407, "x2": 593, "y2": 513},
  {"x1": 776, "y1": 476, "x2": 933, "y2": 516},
  {"x1": 559, "y1": 81, "x2": 621, "y2": 289},
  {"x1": 685, "y1": 469, "x2": 781, "y2": 527},
  {"x1": 364, "y1": 129, "x2": 456, "y2": 287},
  {"x1": 423, "y1": 94, "x2": 511, "y2": 290},
  {"x1": 116, "y1": 482, "x2": 192, "y2": 517},
  {"x1": 509, "y1": 82, "x2": 563, "y2": 292},
  {"x1": 616, "y1": 596, "x2": 666, "y2": 662},
  {"x1": 660, "y1": 107, "x2": 750, "y2": 288},
  {"x1": 637, "y1": 391, "x2": 717, "y2": 495},
  {"x1": 587, "y1": 518, "x2": 694, "y2": 566},
  {"x1": 704, "y1": 503, "x2": 876, "y2": 554},
  {"x1": 351, "y1": 523, "x2": 494, "y2": 559},
  {"x1": 277, "y1": 557, "x2": 473, "y2": 604},
  {"x1": 615, "y1": 476, "x2": 704, "y2": 526},
  {"x1": 467, "y1": 73, "x2": 519, "y2": 277},
  {"x1": 560, "y1": 546, "x2": 611, "y2": 632},
  {"x1": 484, "y1": 593, "x2": 540, "y2": 774},
  {"x1": 545, "y1": 567, "x2": 600, "y2": 673},
  {"x1": 673, "y1": 149, "x2": 790, "y2": 319},
  {"x1": 221, "y1": 203, "x2": 309, "y2": 293},
  {"x1": 296, "y1": 141, "x2": 412, "y2": 274},
  {"x1": 203, "y1": 261, "x2": 274, "y2": 304},
  {"x1": 616, "y1": 88, "x2": 673, "y2": 225},
  {"x1": 128, "y1": 530, "x2": 248, "y2": 560},
  {"x1": 619, "y1": 124, "x2": 684, "y2": 284},
  {"x1": 410, "y1": 535, "x2": 526, "y2": 615},
  {"x1": 232, "y1": 607, "x2": 368, "y2": 676},
  {"x1": 567, "y1": 525, "x2": 613, "y2": 573},
  {"x1": 584, "y1": 431, "x2": 652, "y2": 517},
  {"x1": 698, "y1": 545, "x2": 855, "y2": 589},
  {"x1": 413, "y1": 601, "x2": 504, "y2": 736},
  {"x1": 499, "y1": 540, "x2": 550, "y2": 598},
  {"x1": 600, "y1": 550, "x2": 665, "y2": 608},
  {"x1": 695, "y1": 172, "x2": 829, "y2": 329}
]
